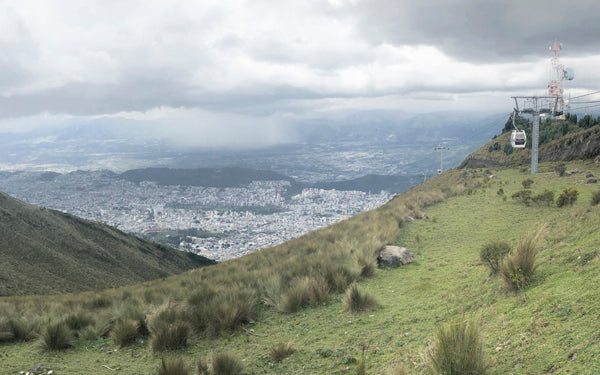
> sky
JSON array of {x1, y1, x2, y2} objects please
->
[{"x1": 1, "y1": 0, "x2": 600, "y2": 146}]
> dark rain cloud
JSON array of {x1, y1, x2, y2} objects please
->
[{"x1": 353, "y1": 0, "x2": 600, "y2": 62}]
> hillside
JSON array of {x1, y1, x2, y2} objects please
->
[
  {"x1": 459, "y1": 123, "x2": 600, "y2": 169},
  {"x1": 0, "y1": 191, "x2": 214, "y2": 296},
  {"x1": 2, "y1": 132, "x2": 600, "y2": 373}
]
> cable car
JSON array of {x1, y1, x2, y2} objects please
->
[{"x1": 511, "y1": 130, "x2": 526, "y2": 148}]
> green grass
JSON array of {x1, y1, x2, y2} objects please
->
[{"x1": 2, "y1": 160, "x2": 600, "y2": 373}]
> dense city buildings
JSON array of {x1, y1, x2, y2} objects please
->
[{"x1": 0, "y1": 171, "x2": 391, "y2": 261}]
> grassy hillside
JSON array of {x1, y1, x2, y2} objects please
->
[
  {"x1": 0, "y1": 191, "x2": 214, "y2": 296},
  {"x1": 2, "y1": 158, "x2": 600, "y2": 373}
]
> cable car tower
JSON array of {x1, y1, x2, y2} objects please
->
[
  {"x1": 434, "y1": 144, "x2": 450, "y2": 174},
  {"x1": 510, "y1": 41, "x2": 573, "y2": 175}
]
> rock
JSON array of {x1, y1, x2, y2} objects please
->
[
  {"x1": 587, "y1": 178, "x2": 597, "y2": 184},
  {"x1": 586, "y1": 173, "x2": 595, "y2": 178},
  {"x1": 377, "y1": 246, "x2": 415, "y2": 267}
]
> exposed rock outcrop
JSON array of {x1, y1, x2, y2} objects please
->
[{"x1": 377, "y1": 246, "x2": 415, "y2": 267}]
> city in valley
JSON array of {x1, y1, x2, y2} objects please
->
[{"x1": 0, "y1": 170, "x2": 392, "y2": 261}]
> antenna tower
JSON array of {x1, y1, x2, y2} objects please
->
[{"x1": 547, "y1": 41, "x2": 574, "y2": 117}]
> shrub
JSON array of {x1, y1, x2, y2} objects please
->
[
  {"x1": 343, "y1": 283, "x2": 379, "y2": 313},
  {"x1": 591, "y1": 190, "x2": 600, "y2": 206},
  {"x1": 111, "y1": 319, "x2": 140, "y2": 348},
  {"x1": 556, "y1": 187, "x2": 579, "y2": 207},
  {"x1": 511, "y1": 189, "x2": 532, "y2": 205},
  {"x1": 480, "y1": 241, "x2": 511, "y2": 274},
  {"x1": 522, "y1": 178, "x2": 534, "y2": 189},
  {"x1": 497, "y1": 188, "x2": 504, "y2": 196},
  {"x1": 500, "y1": 227, "x2": 544, "y2": 291},
  {"x1": 40, "y1": 322, "x2": 73, "y2": 351},
  {"x1": 532, "y1": 189, "x2": 555, "y2": 206},
  {"x1": 158, "y1": 357, "x2": 190, "y2": 375},
  {"x1": 429, "y1": 321, "x2": 489, "y2": 375},
  {"x1": 270, "y1": 342, "x2": 295, "y2": 362},
  {"x1": 555, "y1": 163, "x2": 567, "y2": 176},
  {"x1": 503, "y1": 143, "x2": 513, "y2": 155},
  {"x1": 151, "y1": 321, "x2": 190, "y2": 352}
]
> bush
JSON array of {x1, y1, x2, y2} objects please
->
[
  {"x1": 111, "y1": 319, "x2": 140, "y2": 348},
  {"x1": 500, "y1": 227, "x2": 544, "y2": 291},
  {"x1": 429, "y1": 321, "x2": 489, "y2": 375},
  {"x1": 532, "y1": 189, "x2": 555, "y2": 206},
  {"x1": 522, "y1": 178, "x2": 534, "y2": 189},
  {"x1": 511, "y1": 189, "x2": 532, "y2": 205},
  {"x1": 591, "y1": 190, "x2": 600, "y2": 206},
  {"x1": 343, "y1": 283, "x2": 379, "y2": 313},
  {"x1": 503, "y1": 143, "x2": 513, "y2": 155},
  {"x1": 151, "y1": 321, "x2": 190, "y2": 352},
  {"x1": 158, "y1": 357, "x2": 190, "y2": 375},
  {"x1": 556, "y1": 187, "x2": 579, "y2": 207},
  {"x1": 270, "y1": 342, "x2": 295, "y2": 362},
  {"x1": 40, "y1": 322, "x2": 73, "y2": 351},
  {"x1": 555, "y1": 163, "x2": 567, "y2": 176},
  {"x1": 480, "y1": 241, "x2": 511, "y2": 274},
  {"x1": 497, "y1": 188, "x2": 504, "y2": 196}
]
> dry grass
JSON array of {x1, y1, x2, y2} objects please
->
[{"x1": 500, "y1": 226, "x2": 546, "y2": 291}]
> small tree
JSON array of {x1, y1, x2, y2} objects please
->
[
  {"x1": 511, "y1": 190, "x2": 532, "y2": 206},
  {"x1": 556, "y1": 188, "x2": 579, "y2": 207},
  {"x1": 480, "y1": 241, "x2": 511, "y2": 274},
  {"x1": 522, "y1": 179, "x2": 534, "y2": 189}
]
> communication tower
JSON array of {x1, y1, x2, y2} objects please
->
[{"x1": 547, "y1": 41, "x2": 574, "y2": 117}]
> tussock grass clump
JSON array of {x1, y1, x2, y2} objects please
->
[
  {"x1": 429, "y1": 321, "x2": 489, "y2": 375},
  {"x1": 270, "y1": 342, "x2": 295, "y2": 362},
  {"x1": 590, "y1": 190, "x2": 600, "y2": 206},
  {"x1": 151, "y1": 321, "x2": 190, "y2": 352},
  {"x1": 64, "y1": 311, "x2": 93, "y2": 331},
  {"x1": 110, "y1": 319, "x2": 140, "y2": 348},
  {"x1": 279, "y1": 277, "x2": 329, "y2": 313},
  {"x1": 0, "y1": 317, "x2": 37, "y2": 343},
  {"x1": 343, "y1": 283, "x2": 379, "y2": 313},
  {"x1": 40, "y1": 322, "x2": 73, "y2": 351},
  {"x1": 356, "y1": 253, "x2": 376, "y2": 278},
  {"x1": 158, "y1": 357, "x2": 190, "y2": 375},
  {"x1": 480, "y1": 241, "x2": 511, "y2": 274},
  {"x1": 210, "y1": 352, "x2": 245, "y2": 375},
  {"x1": 500, "y1": 227, "x2": 545, "y2": 291}
]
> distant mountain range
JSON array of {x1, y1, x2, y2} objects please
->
[{"x1": 0, "y1": 190, "x2": 214, "y2": 296}]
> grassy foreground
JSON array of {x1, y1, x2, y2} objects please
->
[{"x1": 2, "y1": 161, "x2": 600, "y2": 374}]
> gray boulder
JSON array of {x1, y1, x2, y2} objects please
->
[
  {"x1": 587, "y1": 178, "x2": 598, "y2": 184},
  {"x1": 377, "y1": 246, "x2": 415, "y2": 267}
]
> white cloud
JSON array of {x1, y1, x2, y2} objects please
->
[{"x1": 1, "y1": 0, "x2": 599, "y2": 145}]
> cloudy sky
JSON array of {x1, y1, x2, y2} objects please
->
[{"x1": 1, "y1": 0, "x2": 600, "y2": 146}]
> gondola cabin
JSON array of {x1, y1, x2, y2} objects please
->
[{"x1": 511, "y1": 130, "x2": 526, "y2": 148}]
